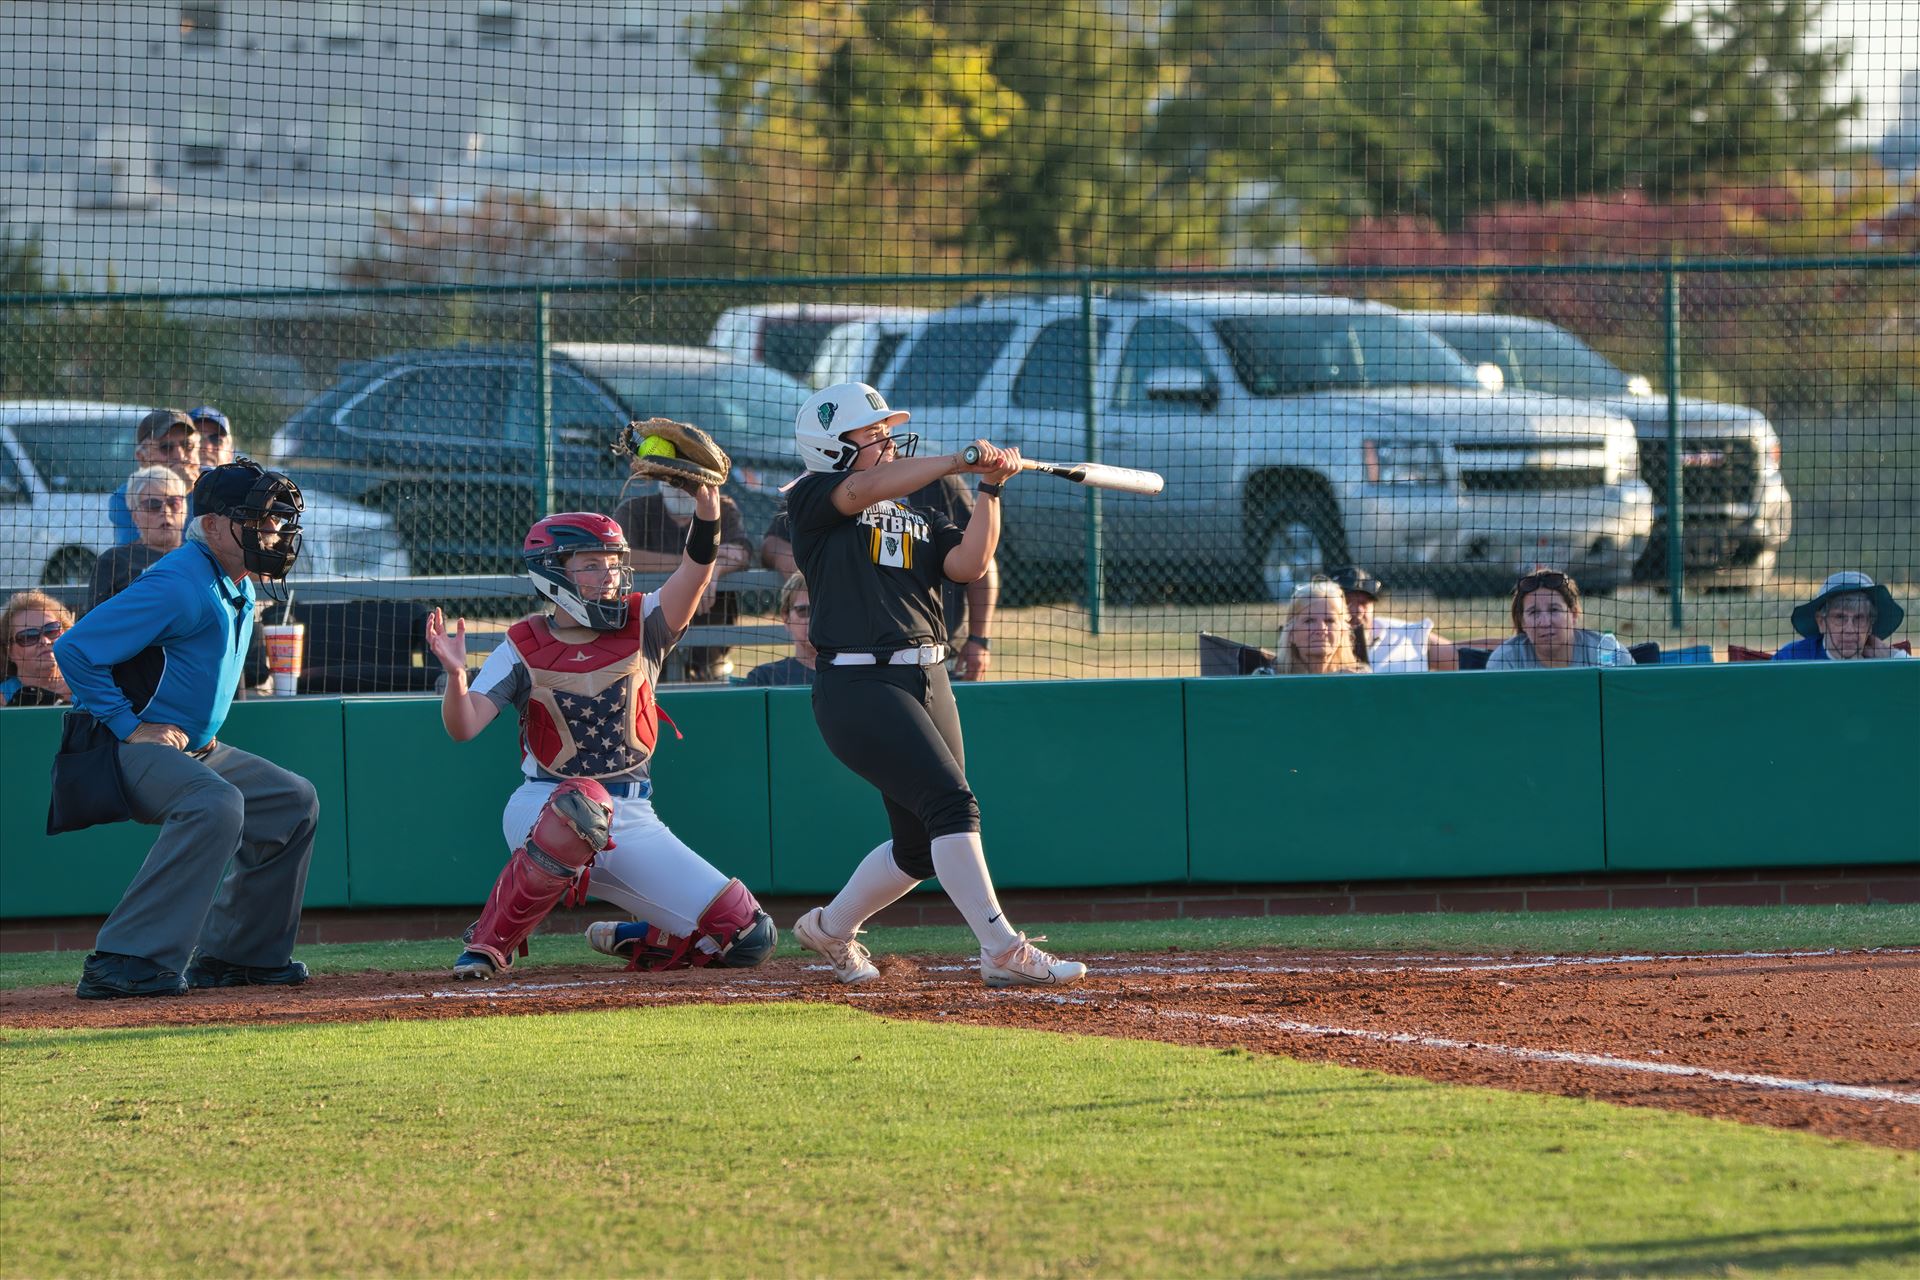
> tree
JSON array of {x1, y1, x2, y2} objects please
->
[
  {"x1": 692, "y1": 0, "x2": 1214, "y2": 271},
  {"x1": 1155, "y1": 0, "x2": 1859, "y2": 231}
]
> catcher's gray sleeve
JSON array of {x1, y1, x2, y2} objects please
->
[{"x1": 471, "y1": 640, "x2": 531, "y2": 713}]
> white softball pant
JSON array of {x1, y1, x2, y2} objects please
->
[{"x1": 501, "y1": 779, "x2": 729, "y2": 937}]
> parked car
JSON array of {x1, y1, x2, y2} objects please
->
[
  {"x1": 708, "y1": 303, "x2": 931, "y2": 381},
  {"x1": 806, "y1": 312, "x2": 932, "y2": 389},
  {"x1": 555, "y1": 343, "x2": 813, "y2": 534},
  {"x1": 270, "y1": 345, "x2": 809, "y2": 573},
  {"x1": 1412, "y1": 312, "x2": 1790, "y2": 587},
  {"x1": 0, "y1": 400, "x2": 409, "y2": 590},
  {"x1": 877, "y1": 292, "x2": 1653, "y2": 599}
]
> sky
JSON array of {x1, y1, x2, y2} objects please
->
[{"x1": 1816, "y1": 0, "x2": 1920, "y2": 141}]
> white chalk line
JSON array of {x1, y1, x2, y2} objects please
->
[
  {"x1": 1140, "y1": 1007, "x2": 1920, "y2": 1107},
  {"x1": 917, "y1": 947, "x2": 1919, "y2": 980}
]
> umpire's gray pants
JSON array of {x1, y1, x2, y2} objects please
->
[{"x1": 95, "y1": 741, "x2": 319, "y2": 974}]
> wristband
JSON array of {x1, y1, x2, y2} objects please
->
[
  {"x1": 685, "y1": 516, "x2": 721, "y2": 566},
  {"x1": 977, "y1": 482, "x2": 1002, "y2": 498},
  {"x1": 966, "y1": 635, "x2": 991, "y2": 650}
]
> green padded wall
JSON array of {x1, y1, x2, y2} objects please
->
[
  {"x1": 649, "y1": 687, "x2": 772, "y2": 892},
  {"x1": 1183, "y1": 669, "x2": 1608, "y2": 882},
  {"x1": 1600, "y1": 662, "x2": 1920, "y2": 868},
  {"x1": 763, "y1": 680, "x2": 1189, "y2": 895},
  {"x1": 338, "y1": 698, "x2": 528, "y2": 906},
  {"x1": 0, "y1": 699, "x2": 350, "y2": 917},
  {"x1": 337, "y1": 688, "x2": 772, "y2": 908}
]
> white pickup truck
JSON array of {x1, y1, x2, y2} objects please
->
[{"x1": 878, "y1": 291, "x2": 1654, "y2": 599}]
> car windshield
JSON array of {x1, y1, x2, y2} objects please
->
[
  {"x1": 758, "y1": 319, "x2": 849, "y2": 380},
  {"x1": 9, "y1": 417, "x2": 138, "y2": 492},
  {"x1": 1428, "y1": 322, "x2": 1636, "y2": 398},
  {"x1": 586, "y1": 366, "x2": 807, "y2": 444},
  {"x1": 1213, "y1": 314, "x2": 1479, "y2": 395}
]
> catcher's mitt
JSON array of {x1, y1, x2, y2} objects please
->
[{"x1": 614, "y1": 417, "x2": 731, "y2": 489}]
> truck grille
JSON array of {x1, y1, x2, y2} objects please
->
[
  {"x1": 1454, "y1": 440, "x2": 1609, "y2": 493},
  {"x1": 1638, "y1": 438, "x2": 1760, "y2": 507}
]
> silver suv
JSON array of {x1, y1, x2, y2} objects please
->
[
  {"x1": 879, "y1": 292, "x2": 1653, "y2": 597},
  {"x1": 1413, "y1": 311, "x2": 1790, "y2": 588}
]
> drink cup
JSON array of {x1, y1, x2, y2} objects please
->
[{"x1": 263, "y1": 623, "x2": 305, "y2": 696}]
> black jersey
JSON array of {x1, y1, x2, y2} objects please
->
[
  {"x1": 767, "y1": 473, "x2": 976, "y2": 645},
  {"x1": 788, "y1": 470, "x2": 966, "y2": 656}
]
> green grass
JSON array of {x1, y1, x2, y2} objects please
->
[
  {"x1": 4, "y1": 903, "x2": 1915, "y2": 991},
  {"x1": 2, "y1": 1005, "x2": 1915, "y2": 1278}
]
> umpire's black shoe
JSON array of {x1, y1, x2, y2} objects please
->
[
  {"x1": 183, "y1": 953, "x2": 311, "y2": 989},
  {"x1": 75, "y1": 951, "x2": 188, "y2": 1000}
]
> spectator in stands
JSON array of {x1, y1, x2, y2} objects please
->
[
  {"x1": 1330, "y1": 565, "x2": 1468, "y2": 672},
  {"x1": 189, "y1": 405, "x2": 235, "y2": 472},
  {"x1": 1487, "y1": 568, "x2": 1634, "y2": 669},
  {"x1": 109, "y1": 409, "x2": 200, "y2": 547},
  {"x1": 614, "y1": 480, "x2": 752, "y2": 681},
  {"x1": 89, "y1": 466, "x2": 190, "y2": 611},
  {"x1": 761, "y1": 480, "x2": 997, "y2": 679},
  {"x1": 1773, "y1": 572, "x2": 1911, "y2": 661},
  {"x1": 1261, "y1": 580, "x2": 1370, "y2": 675},
  {"x1": 1, "y1": 590, "x2": 75, "y2": 707},
  {"x1": 744, "y1": 573, "x2": 817, "y2": 687}
]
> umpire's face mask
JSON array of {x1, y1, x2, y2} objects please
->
[{"x1": 657, "y1": 480, "x2": 698, "y2": 519}]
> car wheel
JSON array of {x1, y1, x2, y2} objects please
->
[
  {"x1": 41, "y1": 546, "x2": 98, "y2": 587},
  {"x1": 1250, "y1": 490, "x2": 1347, "y2": 603}
]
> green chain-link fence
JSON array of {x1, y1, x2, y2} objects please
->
[{"x1": 2, "y1": 256, "x2": 1914, "y2": 683}]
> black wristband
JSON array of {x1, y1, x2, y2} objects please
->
[
  {"x1": 685, "y1": 516, "x2": 721, "y2": 566},
  {"x1": 967, "y1": 634, "x2": 991, "y2": 650},
  {"x1": 977, "y1": 482, "x2": 1002, "y2": 498}
]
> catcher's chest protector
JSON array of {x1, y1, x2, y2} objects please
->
[{"x1": 509, "y1": 614, "x2": 659, "y2": 776}]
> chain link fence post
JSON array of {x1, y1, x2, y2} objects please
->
[
  {"x1": 1663, "y1": 262, "x2": 1685, "y2": 628},
  {"x1": 1081, "y1": 272, "x2": 1104, "y2": 636}
]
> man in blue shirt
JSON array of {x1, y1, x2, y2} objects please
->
[{"x1": 54, "y1": 460, "x2": 321, "y2": 1000}]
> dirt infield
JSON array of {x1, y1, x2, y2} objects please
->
[{"x1": 5, "y1": 947, "x2": 1916, "y2": 1149}]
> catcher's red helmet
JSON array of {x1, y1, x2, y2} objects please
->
[{"x1": 524, "y1": 512, "x2": 632, "y2": 631}]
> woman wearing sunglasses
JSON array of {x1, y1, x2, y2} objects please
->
[
  {"x1": 1486, "y1": 567, "x2": 1635, "y2": 670},
  {"x1": 89, "y1": 466, "x2": 191, "y2": 611},
  {"x1": 0, "y1": 590, "x2": 74, "y2": 707}
]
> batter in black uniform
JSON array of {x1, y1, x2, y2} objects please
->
[{"x1": 785, "y1": 381, "x2": 1087, "y2": 989}]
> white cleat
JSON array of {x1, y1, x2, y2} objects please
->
[
  {"x1": 792, "y1": 907, "x2": 880, "y2": 984},
  {"x1": 982, "y1": 934, "x2": 1087, "y2": 989}
]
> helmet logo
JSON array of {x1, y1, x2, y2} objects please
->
[
  {"x1": 817, "y1": 402, "x2": 837, "y2": 428},
  {"x1": 865, "y1": 391, "x2": 886, "y2": 411}
]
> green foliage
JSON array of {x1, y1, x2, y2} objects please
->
[
  {"x1": 693, "y1": 0, "x2": 1212, "y2": 270},
  {"x1": 3, "y1": 1006, "x2": 1916, "y2": 1276},
  {"x1": 1155, "y1": 0, "x2": 1857, "y2": 232}
]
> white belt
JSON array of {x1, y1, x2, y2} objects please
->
[{"x1": 829, "y1": 645, "x2": 948, "y2": 667}]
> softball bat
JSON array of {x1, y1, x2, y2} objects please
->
[{"x1": 962, "y1": 445, "x2": 1165, "y2": 496}]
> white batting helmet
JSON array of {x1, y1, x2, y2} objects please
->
[{"x1": 794, "y1": 382, "x2": 915, "y2": 473}]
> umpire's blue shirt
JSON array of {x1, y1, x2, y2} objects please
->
[{"x1": 55, "y1": 540, "x2": 255, "y2": 750}]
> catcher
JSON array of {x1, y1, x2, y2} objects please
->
[{"x1": 424, "y1": 419, "x2": 776, "y2": 980}]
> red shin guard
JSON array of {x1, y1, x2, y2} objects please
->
[{"x1": 466, "y1": 780, "x2": 616, "y2": 970}]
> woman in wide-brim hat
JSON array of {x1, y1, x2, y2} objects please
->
[{"x1": 1773, "y1": 572, "x2": 1910, "y2": 661}]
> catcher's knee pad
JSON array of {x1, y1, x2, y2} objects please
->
[
  {"x1": 624, "y1": 878, "x2": 776, "y2": 971},
  {"x1": 465, "y1": 779, "x2": 617, "y2": 970}
]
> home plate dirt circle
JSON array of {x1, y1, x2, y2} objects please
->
[{"x1": 5, "y1": 948, "x2": 1915, "y2": 1149}]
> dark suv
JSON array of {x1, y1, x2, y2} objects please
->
[{"x1": 270, "y1": 344, "x2": 812, "y2": 574}]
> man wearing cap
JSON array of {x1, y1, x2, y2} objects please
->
[
  {"x1": 1330, "y1": 566, "x2": 1474, "y2": 673},
  {"x1": 53, "y1": 459, "x2": 321, "y2": 1000},
  {"x1": 109, "y1": 409, "x2": 202, "y2": 547},
  {"x1": 1772, "y1": 572, "x2": 1911, "y2": 661},
  {"x1": 189, "y1": 404, "x2": 235, "y2": 473}
]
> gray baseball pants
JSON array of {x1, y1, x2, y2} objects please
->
[{"x1": 95, "y1": 740, "x2": 319, "y2": 974}]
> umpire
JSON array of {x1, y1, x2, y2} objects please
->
[{"x1": 52, "y1": 458, "x2": 319, "y2": 1000}]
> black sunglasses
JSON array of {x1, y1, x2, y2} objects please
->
[
  {"x1": 1515, "y1": 570, "x2": 1574, "y2": 594},
  {"x1": 10, "y1": 621, "x2": 65, "y2": 646},
  {"x1": 139, "y1": 496, "x2": 188, "y2": 513}
]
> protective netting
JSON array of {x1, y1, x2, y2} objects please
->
[{"x1": 2, "y1": 2, "x2": 1915, "y2": 691}]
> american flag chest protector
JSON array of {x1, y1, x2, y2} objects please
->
[{"x1": 508, "y1": 613, "x2": 661, "y2": 777}]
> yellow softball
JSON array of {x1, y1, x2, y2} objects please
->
[{"x1": 638, "y1": 435, "x2": 679, "y2": 460}]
